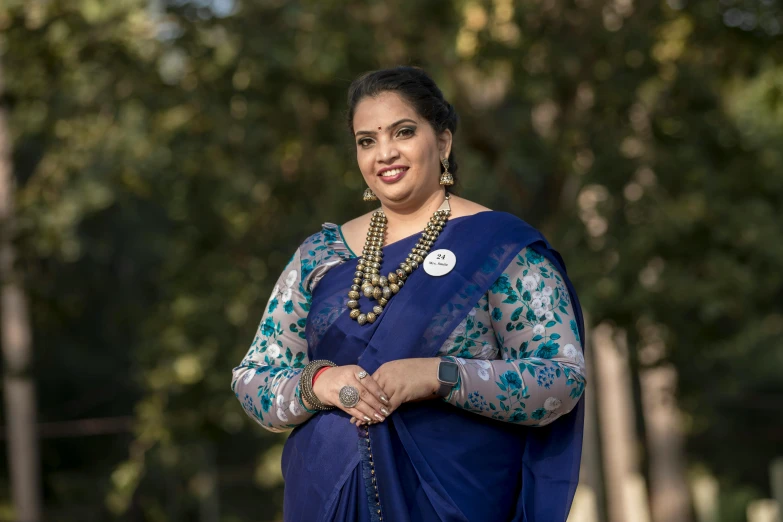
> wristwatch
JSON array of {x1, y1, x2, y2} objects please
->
[{"x1": 436, "y1": 358, "x2": 459, "y2": 398}]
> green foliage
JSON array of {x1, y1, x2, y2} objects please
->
[{"x1": 2, "y1": 0, "x2": 782, "y2": 520}]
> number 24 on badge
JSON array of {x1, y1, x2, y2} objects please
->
[{"x1": 423, "y1": 249, "x2": 456, "y2": 276}]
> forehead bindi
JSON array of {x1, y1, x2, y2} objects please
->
[{"x1": 353, "y1": 92, "x2": 419, "y2": 133}]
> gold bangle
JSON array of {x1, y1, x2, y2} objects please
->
[{"x1": 299, "y1": 360, "x2": 337, "y2": 411}]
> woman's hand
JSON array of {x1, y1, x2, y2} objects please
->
[
  {"x1": 371, "y1": 358, "x2": 442, "y2": 411},
  {"x1": 310, "y1": 365, "x2": 391, "y2": 424}
]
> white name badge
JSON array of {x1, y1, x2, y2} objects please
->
[{"x1": 423, "y1": 249, "x2": 457, "y2": 277}]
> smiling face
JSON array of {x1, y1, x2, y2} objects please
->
[{"x1": 352, "y1": 91, "x2": 451, "y2": 207}]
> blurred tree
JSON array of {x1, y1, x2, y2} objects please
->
[{"x1": 0, "y1": 52, "x2": 42, "y2": 522}]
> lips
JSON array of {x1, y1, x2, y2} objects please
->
[
  {"x1": 377, "y1": 166, "x2": 408, "y2": 184},
  {"x1": 378, "y1": 167, "x2": 408, "y2": 177},
  {"x1": 377, "y1": 166, "x2": 409, "y2": 177}
]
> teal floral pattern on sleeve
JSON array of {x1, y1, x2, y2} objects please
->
[
  {"x1": 231, "y1": 225, "x2": 352, "y2": 433},
  {"x1": 232, "y1": 225, "x2": 586, "y2": 432},
  {"x1": 443, "y1": 247, "x2": 586, "y2": 427}
]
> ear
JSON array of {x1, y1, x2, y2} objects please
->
[{"x1": 437, "y1": 129, "x2": 453, "y2": 160}]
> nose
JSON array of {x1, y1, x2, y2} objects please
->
[{"x1": 377, "y1": 138, "x2": 400, "y2": 163}]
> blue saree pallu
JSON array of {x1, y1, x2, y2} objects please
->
[{"x1": 281, "y1": 211, "x2": 586, "y2": 522}]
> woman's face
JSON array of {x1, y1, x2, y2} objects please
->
[{"x1": 352, "y1": 91, "x2": 451, "y2": 206}]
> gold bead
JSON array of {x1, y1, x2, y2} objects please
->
[{"x1": 348, "y1": 196, "x2": 450, "y2": 326}]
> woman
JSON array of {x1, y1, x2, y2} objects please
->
[{"x1": 232, "y1": 66, "x2": 587, "y2": 522}]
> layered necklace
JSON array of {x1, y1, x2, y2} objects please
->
[{"x1": 346, "y1": 194, "x2": 451, "y2": 325}]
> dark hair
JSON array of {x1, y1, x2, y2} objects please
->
[{"x1": 346, "y1": 66, "x2": 460, "y2": 192}]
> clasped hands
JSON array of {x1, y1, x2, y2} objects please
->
[{"x1": 310, "y1": 358, "x2": 441, "y2": 427}]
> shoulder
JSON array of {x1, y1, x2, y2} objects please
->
[
  {"x1": 297, "y1": 223, "x2": 353, "y2": 261},
  {"x1": 291, "y1": 222, "x2": 355, "y2": 295},
  {"x1": 338, "y1": 209, "x2": 375, "y2": 241},
  {"x1": 446, "y1": 195, "x2": 492, "y2": 219},
  {"x1": 489, "y1": 246, "x2": 570, "y2": 305}
]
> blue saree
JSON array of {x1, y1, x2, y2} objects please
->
[{"x1": 281, "y1": 211, "x2": 585, "y2": 522}]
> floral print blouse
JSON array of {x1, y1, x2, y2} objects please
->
[{"x1": 231, "y1": 223, "x2": 586, "y2": 433}]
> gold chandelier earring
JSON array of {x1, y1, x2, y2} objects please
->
[
  {"x1": 439, "y1": 157, "x2": 454, "y2": 186},
  {"x1": 363, "y1": 187, "x2": 378, "y2": 201}
]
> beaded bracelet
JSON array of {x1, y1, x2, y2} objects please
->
[{"x1": 299, "y1": 359, "x2": 337, "y2": 411}]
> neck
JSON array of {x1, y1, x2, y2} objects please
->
[{"x1": 380, "y1": 189, "x2": 448, "y2": 241}]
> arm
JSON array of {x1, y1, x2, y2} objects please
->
[
  {"x1": 443, "y1": 247, "x2": 586, "y2": 426},
  {"x1": 231, "y1": 248, "x2": 315, "y2": 433}
]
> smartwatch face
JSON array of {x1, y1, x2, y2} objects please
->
[{"x1": 438, "y1": 362, "x2": 460, "y2": 384}]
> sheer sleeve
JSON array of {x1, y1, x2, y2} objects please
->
[
  {"x1": 231, "y1": 248, "x2": 315, "y2": 433},
  {"x1": 443, "y1": 247, "x2": 586, "y2": 427}
]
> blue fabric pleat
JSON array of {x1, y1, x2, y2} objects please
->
[{"x1": 281, "y1": 211, "x2": 585, "y2": 522}]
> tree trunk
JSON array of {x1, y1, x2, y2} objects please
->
[
  {"x1": 593, "y1": 323, "x2": 651, "y2": 522},
  {"x1": 0, "y1": 55, "x2": 43, "y2": 522},
  {"x1": 640, "y1": 365, "x2": 692, "y2": 522}
]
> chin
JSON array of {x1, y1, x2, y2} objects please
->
[{"x1": 378, "y1": 187, "x2": 415, "y2": 203}]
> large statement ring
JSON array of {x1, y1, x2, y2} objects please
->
[
  {"x1": 357, "y1": 370, "x2": 368, "y2": 380},
  {"x1": 339, "y1": 385, "x2": 361, "y2": 408}
]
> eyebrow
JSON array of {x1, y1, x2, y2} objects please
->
[{"x1": 355, "y1": 118, "x2": 418, "y2": 137}]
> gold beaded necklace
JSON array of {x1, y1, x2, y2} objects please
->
[{"x1": 346, "y1": 194, "x2": 451, "y2": 325}]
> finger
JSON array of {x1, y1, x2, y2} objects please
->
[
  {"x1": 387, "y1": 393, "x2": 403, "y2": 412},
  {"x1": 351, "y1": 417, "x2": 369, "y2": 428},
  {"x1": 354, "y1": 381, "x2": 390, "y2": 417},
  {"x1": 371, "y1": 372, "x2": 399, "y2": 411},
  {"x1": 370, "y1": 371, "x2": 393, "y2": 401},
  {"x1": 334, "y1": 391, "x2": 376, "y2": 423},
  {"x1": 350, "y1": 404, "x2": 381, "y2": 424},
  {"x1": 358, "y1": 369, "x2": 390, "y2": 405}
]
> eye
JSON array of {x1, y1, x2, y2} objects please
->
[
  {"x1": 397, "y1": 127, "x2": 415, "y2": 138},
  {"x1": 357, "y1": 138, "x2": 373, "y2": 148}
]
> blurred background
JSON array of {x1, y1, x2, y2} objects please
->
[{"x1": 0, "y1": 0, "x2": 782, "y2": 521}]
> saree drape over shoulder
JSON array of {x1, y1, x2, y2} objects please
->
[{"x1": 276, "y1": 211, "x2": 586, "y2": 522}]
